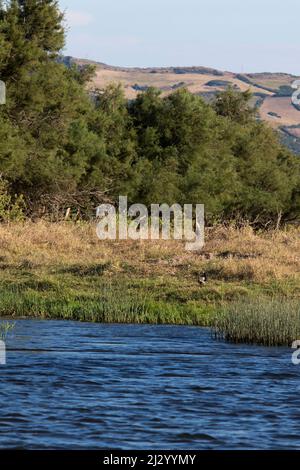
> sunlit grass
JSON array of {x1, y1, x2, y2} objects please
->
[
  {"x1": 0, "y1": 221, "x2": 298, "y2": 335},
  {"x1": 0, "y1": 283, "x2": 212, "y2": 325}
]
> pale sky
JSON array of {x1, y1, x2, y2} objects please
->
[{"x1": 59, "y1": 0, "x2": 300, "y2": 74}]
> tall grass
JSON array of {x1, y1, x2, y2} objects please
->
[
  {"x1": 0, "y1": 321, "x2": 15, "y2": 340},
  {"x1": 0, "y1": 284, "x2": 149, "y2": 323},
  {"x1": 213, "y1": 299, "x2": 300, "y2": 346},
  {"x1": 0, "y1": 284, "x2": 210, "y2": 325}
]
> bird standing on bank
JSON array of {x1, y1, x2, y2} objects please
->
[{"x1": 198, "y1": 272, "x2": 207, "y2": 286}]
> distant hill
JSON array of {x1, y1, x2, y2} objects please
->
[{"x1": 65, "y1": 57, "x2": 300, "y2": 153}]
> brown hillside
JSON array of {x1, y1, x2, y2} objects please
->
[{"x1": 71, "y1": 58, "x2": 300, "y2": 130}]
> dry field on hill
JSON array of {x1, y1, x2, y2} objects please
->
[
  {"x1": 77, "y1": 59, "x2": 300, "y2": 128},
  {"x1": 72, "y1": 58, "x2": 300, "y2": 145},
  {"x1": 260, "y1": 96, "x2": 300, "y2": 127},
  {"x1": 90, "y1": 66, "x2": 273, "y2": 100},
  {"x1": 244, "y1": 73, "x2": 296, "y2": 91}
]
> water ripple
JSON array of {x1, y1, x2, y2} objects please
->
[{"x1": 0, "y1": 320, "x2": 299, "y2": 449}]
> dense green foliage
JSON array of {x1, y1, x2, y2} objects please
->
[{"x1": 0, "y1": 1, "x2": 299, "y2": 224}]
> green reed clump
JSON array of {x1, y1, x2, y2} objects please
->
[
  {"x1": 0, "y1": 321, "x2": 15, "y2": 340},
  {"x1": 213, "y1": 299, "x2": 300, "y2": 346}
]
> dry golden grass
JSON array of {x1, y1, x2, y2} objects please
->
[
  {"x1": 0, "y1": 221, "x2": 299, "y2": 287},
  {"x1": 88, "y1": 66, "x2": 273, "y2": 100},
  {"x1": 0, "y1": 221, "x2": 298, "y2": 326}
]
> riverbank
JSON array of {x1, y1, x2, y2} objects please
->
[{"x1": 0, "y1": 221, "x2": 299, "y2": 337}]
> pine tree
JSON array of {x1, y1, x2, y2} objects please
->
[{"x1": 0, "y1": 1, "x2": 96, "y2": 209}]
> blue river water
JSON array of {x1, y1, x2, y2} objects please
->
[{"x1": 0, "y1": 320, "x2": 299, "y2": 449}]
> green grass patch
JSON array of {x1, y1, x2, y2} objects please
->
[{"x1": 0, "y1": 281, "x2": 213, "y2": 325}]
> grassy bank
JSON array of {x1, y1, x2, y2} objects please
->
[{"x1": 0, "y1": 221, "x2": 299, "y2": 343}]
